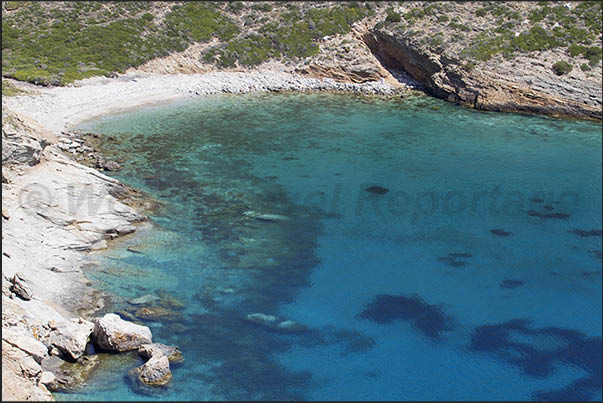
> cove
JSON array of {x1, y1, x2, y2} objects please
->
[{"x1": 58, "y1": 93, "x2": 602, "y2": 401}]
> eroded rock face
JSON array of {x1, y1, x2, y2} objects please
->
[
  {"x1": 49, "y1": 318, "x2": 95, "y2": 361},
  {"x1": 2, "y1": 328, "x2": 48, "y2": 364},
  {"x1": 2, "y1": 339, "x2": 52, "y2": 401},
  {"x1": 11, "y1": 272, "x2": 33, "y2": 300},
  {"x1": 92, "y1": 313, "x2": 152, "y2": 352},
  {"x1": 364, "y1": 29, "x2": 602, "y2": 120},
  {"x1": 138, "y1": 343, "x2": 183, "y2": 363}
]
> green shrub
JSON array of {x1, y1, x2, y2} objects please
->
[
  {"x1": 568, "y1": 43, "x2": 587, "y2": 56},
  {"x1": 552, "y1": 60, "x2": 572, "y2": 75},
  {"x1": 437, "y1": 15, "x2": 449, "y2": 23},
  {"x1": 580, "y1": 62, "x2": 591, "y2": 71},
  {"x1": 385, "y1": 8, "x2": 401, "y2": 23},
  {"x1": 584, "y1": 46, "x2": 602, "y2": 65},
  {"x1": 475, "y1": 8, "x2": 487, "y2": 17}
]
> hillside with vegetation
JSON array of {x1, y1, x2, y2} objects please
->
[{"x1": 2, "y1": 1, "x2": 602, "y2": 118}]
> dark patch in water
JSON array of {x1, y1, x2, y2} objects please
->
[
  {"x1": 490, "y1": 229, "x2": 513, "y2": 236},
  {"x1": 528, "y1": 209, "x2": 570, "y2": 219},
  {"x1": 590, "y1": 250, "x2": 602, "y2": 260},
  {"x1": 542, "y1": 205, "x2": 554, "y2": 211},
  {"x1": 282, "y1": 156, "x2": 299, "y2": 160},
  {"x1": 568, "y1": 229, "x2": 603, "y2": 237},
  {"x1": 449, "y1": 252, "x2": 472, "y2": 258},
  {"x1": 581, "y1": 270, "x2": 602, "y2": 279},
  {"x1": 438, "y1": 252, "x2": 472, "y2": 267},
  {"x1": 297, "y1": 326, "x2": 376, "y2": 356},
  {"x1": 469, "y1": 319, "x2": 602, "y2": 401},
  {"x1": 357, "y1": 294, "x2": 453, "y2": 340},
  {"x1": 365, "y1": 369, "x2": 381, "y2": 378},
  {"x1": 499, "y1": 279, "x2": 525, "y2": 289},
  {"x1": 530, "y1": 198, "x2": 544, "y2": 203},
  {"x1": 365, "y1": 185, "x2": 389, "y2": 195}
]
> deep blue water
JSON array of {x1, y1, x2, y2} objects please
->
[{"x1": 60, "y1": 93, "x2": 602, "y2": 401}]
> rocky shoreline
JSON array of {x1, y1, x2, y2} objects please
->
[
  {"x1": 2, "y1": 62, "x2": 599, "y2": 399},
  {"x1": 1, "y1": 71, "x2": 407, "y2": 401}
]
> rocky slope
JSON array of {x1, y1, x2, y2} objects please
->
[
  {"x1": 128, "y1": 1, "x2": 603, "y2": 119},
  {"x1": 1, "y1": 106, "x2": 152, "y2": 400}
]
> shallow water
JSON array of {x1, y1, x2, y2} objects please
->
[{"x1": 60, "y1": 93, "x2": 602, "y2": 401}]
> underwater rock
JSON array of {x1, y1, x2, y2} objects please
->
[
  {"x1": 438, "y1": 252, "x2": 471, "y2": 267},
  {"x1": 126, "y1": 246, "x2": 144, "y2": 254},
  {"x1": 128, "y1": 294, "x2": 160, "y2": 306},
  {"x1": 365, "y1": 185, "x2": 389, "y2": 194},
  {"x1": 357, "y1": 294, "x2": 453, "y2": 340},
  {"x1": 246, "y1": 313, "x2": 278, "y2": 327},
  {"x1": 49, "y1": 318, "x2": 95, "y2": 361},
  {"x1": 40, "y1": 355, "x2": 101, "y2": 391},
  {"x1": 500, "y1": 279, "x2": 525, "y2": 289},
  {"x1": 133, "y1": 354, "x2": 172, "y2": 387},
  {"x1": 276, "y1": 320, "x2": 308, "y2": 333},
  {"x1": 490, "y1": 229, "x2": 512, "y2": 236},
  {"x1": 134, "y1": 306, "x2": 182, "y2": 322},
  {"x1": 92, "y1": 313, "x2": 152, "y2": 352},
  {"x1": 528, "y1": 210, "x2": 570, "y2": 219},
  {"x1": 245, "y1": 313, "x2": 307, "y2": 333},
  {"x1": 568, "y1": 229, "x2": 602, "y2": 237},
  {"x1": 242, "y1": 211, "x2": 289, "y2": 222},
  {"x1": 138, "y1": 343, "x2": 183, "y2": 364},
  {"x1": 157, "y1": 290, "x2": 186, "y2": 311}
]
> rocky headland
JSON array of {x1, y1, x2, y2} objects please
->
[{"x1": 2, "y1": 1, "x2": 602, "y2": 400}]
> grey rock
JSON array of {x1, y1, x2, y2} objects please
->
[
  {"x1": 92, "y1": 313, "x2": 152, "y2": 352},
  {"x1": 103, "y1": 160, "x2": 122, "y2": 171},
  {"x1": 138, "y1": 343, "x2": 183, "y2": 363},
  {"x1": 11, "y1": 272, "x2": 33, "y2": 300},
  {"x1": 2, "y1": 328, "x2": 49, "y2": 364},
  {"x1": 39, "y1": 371, "x2": 58, "y2": 391},
  {"x1": 135, "y1": 354, "x2": 172, "y2": 387},
  {"x1": 49, "y1": 318, "x2": 95, "y2": 361}
]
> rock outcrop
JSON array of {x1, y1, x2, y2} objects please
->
[
  {"x1": 49, "y1": 318, "x2": 95, "y2": 361},
  {"x1": 11, "y1": 272, "x2": 33, "y2": 300},
  {"x1": 1, "y1": 106, "x2": 149, "y2": 401},
  {"x1": 138, "y1": 343, "x2": 183, "y2": 364},
  {"x1": 92, "y1": 313, "x2": 153, "y2": 352}
]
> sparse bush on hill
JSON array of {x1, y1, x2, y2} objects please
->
[{"x1": 552, "y1": 60, "x2": 573, "y2": 75}]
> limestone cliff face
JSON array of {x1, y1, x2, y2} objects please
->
[{"x1": 363, "y1": 29, "x2": 602, "y2": 120}]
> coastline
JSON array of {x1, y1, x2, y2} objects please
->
[
  {"x1": 3, "y1": 70, "x2": 407, "y2": 135},
  {"x1": 1, "y1": 70, "x2": 405, "y2": 401}
]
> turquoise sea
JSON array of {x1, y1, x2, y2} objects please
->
[{"x1": 60, "y1": 93, "x2": 601, "y2": 401}]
